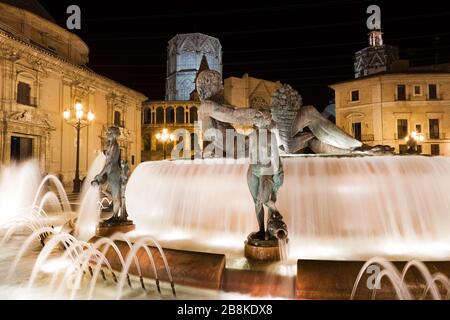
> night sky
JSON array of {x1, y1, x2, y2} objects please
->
[{"x1": 38, "y1": 0, "x2": 450, "y2": 109}]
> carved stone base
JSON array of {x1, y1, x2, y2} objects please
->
[
  {"x1": 244, "y1": 232, "x2": 280, "y2": 262},
  {"x1": 96, "y1": 220, "x2": 135, "y2": 237}
]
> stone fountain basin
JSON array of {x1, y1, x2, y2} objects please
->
[
  {"x1": 91, "y1": 237, "x2": 226, "y2": 290},
  {"x1": 91, "y1": 237, "x2": 450, "y2": 300},
  {"x1": 90, "y1": 237, "x2": 297, "y2": 298}
]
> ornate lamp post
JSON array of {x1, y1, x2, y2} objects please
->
[
  {"x1": 63, "y1": 102, "x2": 95, "y2": 193},
  {"x1": 155, "y1": 128, "x2": 175, "y2": 160}
]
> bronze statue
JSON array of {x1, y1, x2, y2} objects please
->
[
  {"x1": 196, "y1": 70, "x2": 288, "y2": 242},
  {"x1": 271, "y1": 84, "x2": 394, "y2": 155},
  {"x1": 196, "y1": 70, "x2": 393, "y2": 156},
  {"x1": 247, "y1": 127, "x2": 288, "y2": 243},
  {"x1": 91, "y1": 127, "x2": 130, "y2": 225},
  {"x1": 195, "y1": 70, "x2": 392, "y2": 245},
  {"x1": 197, "y1": 70, "x2": 272, "y2": 157}
]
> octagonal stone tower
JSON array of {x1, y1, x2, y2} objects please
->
[{"x1": 166, "y1": 33, "x2": 222, "y2": 101}]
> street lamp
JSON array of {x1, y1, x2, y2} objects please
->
[
  {"x1": 63, "y1": 102, "x2": 95, "y2": 193},
  {"x1": 404, "y1": 131, "x2": 424, "y2": 155},
  {"x1": 155, "y1": 128, "x2": 175, "y2": 160}
]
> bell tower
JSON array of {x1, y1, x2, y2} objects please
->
[{"x1": 354, "y1": 27, "x2": 399, "y2": 78}]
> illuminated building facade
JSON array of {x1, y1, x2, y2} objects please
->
[
  {"x1": 331, "y1": 29, "x2": 450, "y2": 155},
  {"x1": 0, "y1": 0, "x2": 146, "y2": 187}
]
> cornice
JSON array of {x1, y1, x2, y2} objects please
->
[{"x1": 0, "y1": 30, "x2": 147, "y2": 102}]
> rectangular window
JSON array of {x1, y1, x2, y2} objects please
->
[
  {"x1": 415, "y1": 124, "x2": 422, "y2": 133},
  {"x1": 431, "y1": 144, "x2": 440, "y2": 156},
  {"x1": 397, "y1": 85, "x2": 407, "y2": 101},
  {"x1": 351, "y1": 90, "x2": 359, "y2": 102},
  {"x1": 17, "y1": 82, "x2": 31, "y2": 106},
  {"x1": 352, "y1": 122, "x2": 362, "y2": 141},
  {"x1": 397, "y1": 119, "x2": 408, "y2": 140},
  {"x1": 429, "y1": 84, "x2": 438, "y2": 100},
  {"x1": 114, "y1": 111, "x2": 124, "y2": 127},
  {"x1": 429, "y1": 119, "x2": 440, "y2": 139},
  {"x1": 414, "y1": 85, "x2": 422, "y2": 96}
]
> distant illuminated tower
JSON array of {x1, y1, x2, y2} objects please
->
[
  {"x1": 354, "y1": 28, "x2": 399, "y2": 78},
  {"x1": 166, "y1": 33, "x2": 222, "y2": 101}
]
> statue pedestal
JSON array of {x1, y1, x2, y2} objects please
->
[
  {"x1": 96, "y1": 220, "x2": 136, "y2": 237},
  {"x1": 244, "y1": 232, "x2": 280, "y2": 262}
]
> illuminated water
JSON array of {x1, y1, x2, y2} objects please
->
[
  {"x1": 126, "y1": 156, "x2": 450, "y2": 260},
  {"x1": 0, "y1": 233, "x2": 254, "y2": 300},
  {"x1": 0, "y1": 159, "x2": 281, "y2": 300},
  {"x1": 2, "y1": 155, "x2": 450, "y2": 299},
  {"x1": 74, "y1": 154, "x2": 106, "y2": 241},
  {"x1": 351, "y1": 257, "x2": 450, "y2": 300},
  {"x1": 0, "y1": 161, "x2": 42, "y2": 225}
]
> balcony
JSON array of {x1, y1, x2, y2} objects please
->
[
  {"x1": 394, "y1": 94, "x2": 411, "y2": 102},
  {"x1": 426, "y1": 94, "x2": 443, "y2": 101},
  {"x1": 427, "y1": 133, "x2": 446, "y2": 140},
  {"x1": 16, "y1": 97, "x2": 37, "y2": 107},
  {"x1": 142, "y1": 122, "x2": 195, "y2": 128},
  {"x1": 361, "y1": 134, "x2": 375, "y2": 142}
]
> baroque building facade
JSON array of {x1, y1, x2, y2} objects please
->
[
  {"x1": 331, "y1": 29, "x2": 450, "y2": 156},
  {"x1": 166, "y1": 33, "x2": 222, "y2": 101},
  {"x1": 0, "y1": 1, "x2": 146, "y2": 187}
]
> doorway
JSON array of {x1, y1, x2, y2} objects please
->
[{"x1": 10, "y1": 136, "x2": 33, "y2": 162}]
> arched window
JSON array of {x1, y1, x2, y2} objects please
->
[
  {"x1": 166, "y1": 107, "x2": 175, "y2": 124},
  {"x1": 143, "y1": 107, "x2": 151, "y2": 124},
  {"x1": 178, "y1": 78, "x2": 194, "y2": 101},
  {"x1": 176, "y1": 107, "x2": 185, "y2": 124},
  {"x1": 156, "y1": 107, "x2": 164, "y2": 124},
  {"x1": 179, "y1": 51, "x2": 197, "y2": 70},
  {"x1": 190, "y1": 107, "x2": 198, "y2": 124},
  {"x1": 114, "y1": 111, "x2": 122, "y2": 127}
]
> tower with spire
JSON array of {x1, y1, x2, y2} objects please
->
[
  {"x1": 354, "y1": 25, "x2": 399, "y2": 78},
  {"x1": 166, "y1": 33, "x2": 222, "y2": 101}
]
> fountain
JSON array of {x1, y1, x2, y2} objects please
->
[
  {"x1": 126, "y1": 156, "x2": 450, "y2": 260},
  {"x1": 2, "y1": 74, "x2": 450, "y2": 301}
]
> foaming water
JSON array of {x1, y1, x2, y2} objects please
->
[
  {"x1": 0, "y1": 161, "x2": 41, "y2": 225},
  {"x1": 126, "y1": 156, "x2": 450, "y2": 260}
]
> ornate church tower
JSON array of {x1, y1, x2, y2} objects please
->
[
  {"x1": 166, "y1": 33, "x2": 222, "y2": 101},
  {"x1": 354, "y1": 28, "x2": 399, "y2": 78}
]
